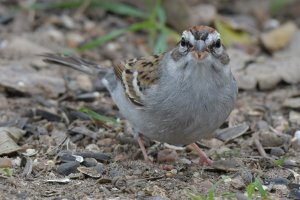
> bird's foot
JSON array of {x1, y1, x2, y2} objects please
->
[
  {"x1": 137, "y1": 135, "x2": 152, "y2": 163},
  {"x1": 189, "y1": 143, "x2": 213, "y2": 165}
]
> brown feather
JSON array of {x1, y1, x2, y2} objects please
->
[{"x1": 113, "y1": 54, "x2": 164, "y2": 106}]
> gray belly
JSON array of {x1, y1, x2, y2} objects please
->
[
  {"x1": 140, "y1": 94, "x2": 235, "y2": 144},
  {"x1": 108, "y1": 73, "x2": 237, "y2": 145}
]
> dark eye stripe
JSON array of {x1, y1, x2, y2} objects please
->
[
  {"x1": 215, "y1": 39, "x2": 221, "y2": 48},
  {"x1": 180, "y1": 39, "x2": 187, "y2": 47}
]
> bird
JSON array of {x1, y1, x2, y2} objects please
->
[{"x1": 41, "y1": 25, "x2": 238, "y2": 165}]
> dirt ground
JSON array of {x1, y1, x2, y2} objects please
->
[{"x1": 1, "y1": 1, "x2": 300, "y2": 200}]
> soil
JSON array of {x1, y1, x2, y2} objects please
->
[{"x1": 0, "y1": 1, "x2": 300, "y2": 200}]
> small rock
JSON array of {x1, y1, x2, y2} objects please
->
[
  {"x1": 270, "y1": 147, "x2": 285, "y2": 157},
  {"x1": 161, "y1": 165, "x2": 174, "y2": 171},
  {"x1": 289, "y1": 188, "x2": 300, "y2": 199},
  {"x1": 256, "y1": 120, "x2": 269, "y2": 131},
  {"x1": 294, "y1": 130, "x2": 300, "y2": 141},
  {"x1": 193, "y1": 172, "x2": 200, "y2": 177},
  {"x1": 61, "y1": 15, "x2": 76, "y2": 29},
  {"x1": 211, "y1": 159, "x2": 240, "y2": 172},
  {"x1": 22, "y1": 148, "x2": 37, "y2": 157},
  {"x1": 0, "y1": 127, "x2": 24, "y2": 155},
  {"x1": 235, "y1": 192, "x2": 250, "y2": 200},
  {"x1": 170, "y1": 169, "x2": 177, "y2": 174},
  {"x1": 12, "y1": 157, "x2": 22, "y2": 167},
  {"x1": 97, "y1": 138, "x2": 114, "y2": 147},
  {"x1": 66, "y1": 32, "x2": 84, "y2": 48},
  {"x1": 283, "y1": 97, "x2": 300, "y2": 109},
  {"x1": 78, "y1": 164, "x2": 103, "y2": 178},
  {"x1": 270, "y1": 177, "x2": 290, "y2": 185},
  {"x1": 83, "y1": 20, "x2": 96, "y2": 31},
  {"x1": 231, "y1": 176, "x2": 246, "y2": 190},
  {"x1": 68, "y1": 173, "x2": 85, "y2": 179},
  {"x1": 178, "y1": 158, "x2": 192, "y2": 165},
  {"x1": 76, "y1": 74, "x2": 93, "y2": 91},
  {"x1": 235, "y1": 74, "x2": 257, "y2": 90},
  {"x1": 190, "y1": 4, "x2": 216, "y2": 25},
  {"x1": 248, "y1": 62, "x2": 282, "y2": 90},
  {"x1": 157, "y1": 149, "x2": 178, "y2": 163},
  {"x1": 282, "y1": 159, "x2": 298, "y2": 168},
  {"x1": 289, "y1": 111, "x2": 300, "y2": 126},
  {"x1": 201, "y1": 179, "x2": 213, "y2": 190},
  {"x1": 0, "y1": 94, "x2": 8, "y2": 109},
  {"x1": 165, "y1": 171, "x2": 173, "y2": 178},
  {"x1": 85, "y1": 144, "x2": 100, "y2": 152},
  {"x1": 260, "y1": 21, "x2": 297, "y2": 52},
  {"x1": 46, "y1": 28, "x2": 64, "y2": 42},
  {"x1": 273, "y1": 184, "x2": 289, "y2": 196},
  {"x1": 259, "y1": 131, "x2": 291, "y2": 147},
  {"x1": 0, "y1": 157, "x2": 12, "y2": 168},
  {"x1": 239, "y1": 169, "x2": 253, "y2": 186}
]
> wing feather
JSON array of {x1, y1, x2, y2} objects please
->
[{"x1": 113, "y1": 54, "x2": 164, "y2": 106}]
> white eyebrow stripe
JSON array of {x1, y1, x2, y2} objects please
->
[
  {"x1": 182, "y1": 30, "x2": 196, "y2": 45},
  {"x1": 205, "y1": 31, "x2": 220, "y2": 46}
]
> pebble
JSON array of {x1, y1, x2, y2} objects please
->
[
  {"x1": 256, "y1": 120, "x2": 269, "y2": 131},
  {"x1": 78, "y1": 164, "x2": 103, "y2": 178},
  {"x1": 85, "y1": 144, "x2": 100, "y2": 152},
  {"x1": 270, "y1": 147, "x2": 285, "y2": 157},
  {"x1": 178, "y1": 158, "x2": 192, "y2": 165},
  {"x1": 46, "y1": 28, "x2": 64, "y2": 42},
  {"x1": 66, "y1": 33, "x2": 84, "y2": 48},
  {"x1": 157, "y1": 149, "x2": 178, "y2": 163},
  {"x1": 0, "y1": 157, "x2": 12, "y2": 168}
]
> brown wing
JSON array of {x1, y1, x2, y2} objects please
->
[{"x1": 113, "y1": 54, "x2": 164, "y2": 106}]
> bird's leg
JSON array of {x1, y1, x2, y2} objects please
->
[
  {"x1": 189, "y1": 143, "x2": 213, "y2": 165},
  {"x1": 137, "y1": 135, "x2": 151, "y2": 162}
]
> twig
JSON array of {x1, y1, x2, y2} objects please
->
[{"x1": 253, "y1": 133, "x2": 267, "y2": 157}]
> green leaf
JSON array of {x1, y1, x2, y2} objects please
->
[
  {"x1": 247, "y1": 183, "x2": 256, "y2": 198},
  {"x1": 186, "y1": 191, "x2": 205, "y2": 200},
  {"x1": 270, "y1": 0, "x2": 293, "y2": 16},
  {"x1": 79, "y1": 21, "x2": 154, "y2": 51},
  {"x1": 254, "y1": 178, "x2": 268, "y2": 198},
  {"x1": 157, "y1": 4, "x2": 166, "y2": 25},
  {"x1": 79, "y1": 107, "x2": 118, "y2": 124},
  {"x1": 275, "y1": 156, "x2": 287, "y2": 167},
  {"x1": 31, "y1": 0, "x2": 148, "y2": 19},
  {"x1": 208, "y1": 190, "x2": 215, "y2": 200},
  {"x1": 214, "y1": 16, "x2": 252, "y2": 47},
  {"x1": 79, "y1": 28, "x2": 127, "y2": 51},
  {"x1": 162, "y1": 26, "x2": 181, "y2": 41},
  {"x1": 2, "y1": 168, "x2": 13, "y2": 177},
  {"x1": 91, "y1": 0, "x2": 148, "y2": 19},
  {"x1": 154, "y1": 32, "x2": 167, "y2": 54},
  {"x1": 31, "y1": 0, "x2": 85, "y2": 10}
]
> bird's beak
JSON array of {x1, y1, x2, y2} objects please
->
[
  {"x1": 192, "y1": 40, "x2": 209, "y2": 61},
  {"x1": 195, "y1": 40, "x2": 206, "y2": 52}
]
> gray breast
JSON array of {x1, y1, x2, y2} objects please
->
[{"x1": 138, "y1": 64, "x2": 237, "y2": 144}]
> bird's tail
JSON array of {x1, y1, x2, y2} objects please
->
[{"x1": 40, "y1": 53, "x2": 107, "y2": 75}]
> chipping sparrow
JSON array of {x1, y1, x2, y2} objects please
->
[{"x1": 41, "y1": 25, "x2": 238, "y2": 165}]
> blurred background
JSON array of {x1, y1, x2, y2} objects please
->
[
  {"x1": 1, "y1": 0, "x2": 300, "y2": 199},
  {"x1": 1, "y1": 0, "x2": 300, "y2": 90}
]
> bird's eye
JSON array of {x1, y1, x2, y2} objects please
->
[
  {"x1": 180, "y1": 38, "x2": 187, "y2": 47},
  {"x1": 215, "y1": 39, "x2": 221, "y2": 48}
]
